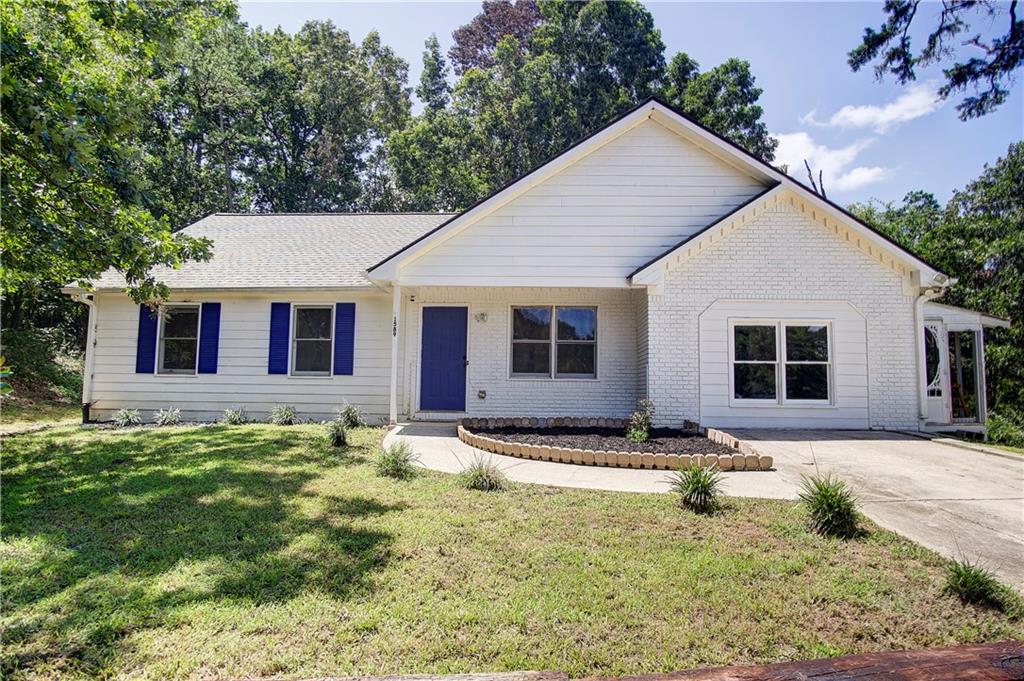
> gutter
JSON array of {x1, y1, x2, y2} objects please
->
[{"x1": 70, "y1": 293, "x2": 98, "y2": 423}]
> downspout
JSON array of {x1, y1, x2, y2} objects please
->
[
  {"x1": 389, "y1": 283, "x2": 401, "y2": 425},
  {"x1": 914, "y1": 285, "x2": 943, "y2": 424},
  {"x1": 72, "y1": 293, "x2": 98, "y2": 423}
]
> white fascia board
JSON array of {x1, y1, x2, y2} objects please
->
[{"x1": 367, "y1": 103, "x2": 658, "y2": 283}]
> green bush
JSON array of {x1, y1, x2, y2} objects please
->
[
  {"x1": 626, "y1": 398, "x2": 654, "y2": 443},
  {"x1": 988, "y1": 409, "x2": 1024, "y2": 448},
  {"x1": 799, "y1": 474, "x2": 859, "y2": 538},
  {"x1": 220, "y1": 407, "x2": 248, "y2": 425},
  {"x1": 459, "y1": 455, "x2": 509, "y2": 492},
  {"x1": 338, "y1": 402, "x2": 365, "y2": 429},
  {"x1": 111, "y1": 408, "x2": 142, "y2": 428},
  {"x1": 326, "y1": 420, "x2": 348, "y2": 448},
  {"x1": 945, "y1": 557, "x2": 1005, "y2": 609},
  {"x1": 153, "y1": 407, "x2": 181, "y2": 426},
  {"x1": 668, "y1": 464, "x2": 723, "y2": 514},
  {"x1": 0, "y1": 328, "x2": 82, "y2": 401},
  {"x1": 376, "y1": 440, "x2": 418, "y2": 479},
  {"x1": 269, "y1": 404, "x2": 298, "y2": 426}
]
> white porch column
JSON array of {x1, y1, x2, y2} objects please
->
[{"x1": 389, "y1": 283, "x2": 401, "y2": 424}]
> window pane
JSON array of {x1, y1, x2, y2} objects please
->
[
  {"x1": 734, "y1": 363, "x2": 776, "y2": 400},
  {"x1": 512, "y1": 307, "x2": 551, "y2": 340},
  {"x1": 556, "y1": 308, "x2": 596, "y2": 341},
  {"x1": 163, "y1": 308, "x2": 198, "y2": 338},
  {"x1": 785, "y1": 364, "x2": 829, "y2": 400},
  {"x1": 734, "y1": 325, "x2": 776, "y2": 361},
  {"x1": 786, "y1": 325, "x2": 829, "y2": 362},
  {"x1": 296, "y1": 308, "x2": 332, "y2": 339},
  {"x1": 556, "y1": 343, "x2": 595, "y2": 376},
  {"x1": 162, "y1": 339, "x2": 197, "y2": 372},
  {"x1": 512, "y1": 342, "x2": 550, "y2": 375},
  {"x1": 295, "y1": 339, "x2": 331, "y2": 373}
]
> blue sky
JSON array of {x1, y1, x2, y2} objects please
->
[{"x1": 238, "y1": 1, "x2": 1023, "y2": 206}]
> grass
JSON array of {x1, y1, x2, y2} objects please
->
[
  {"x1": 2, "y1": 424, "x2": 1022, "y2": 680},
  {"x1": 0, "y1": 398, "x2": 79, "y2": 434}
]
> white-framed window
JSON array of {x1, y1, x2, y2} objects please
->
[
  {"x1": 292, "y1": 305, "x2": 333, "y2": 376},
  {"x1": 510, "y1": 306, "x2": 597, "y2": 379},
  {"x1": 158, "y1": 304, "x2": 200, "y2": 375},
  {"x1": 731, "y1": 321, "x2": 832, "y2": 404}
]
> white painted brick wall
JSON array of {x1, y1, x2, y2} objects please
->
[
  {"x1": 402, "y1": 287, "x2": 639, "y2": 418},
  {"x1": 647, "y1": 200, "x2": 919, "y2": 430}
]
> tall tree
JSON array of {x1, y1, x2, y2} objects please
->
[
  {"x1": 849, "y1": 143, "x2": 1024, "y2": 409},
  {"x1": 449, "y1": 0, "x2": 541, "y2": 74},
  {"x1": 849, "y1": 0, "x2": 1024, "y2": 119},
  {"x1": 417, "y1": 34, "x2": 451, "y2": 113},
  {"x1": 663, "y1": 55, "x2": 778, "y2": 162},
  {"x1": 0, "y1": 0, "x2": 219, "y2": 303}
]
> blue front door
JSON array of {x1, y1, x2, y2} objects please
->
[{"x1": 420, "y1": 306, "x2": 467, "y2": 411}]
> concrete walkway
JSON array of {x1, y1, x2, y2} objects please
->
[
  {"x1": 387, "y1": 422, "x2": 1024, "y2": 588},
  {"x1": 386, "y1": 422, "x2": 797, "y2": 498}
]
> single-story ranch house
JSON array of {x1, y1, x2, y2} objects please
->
[{"x1": 65, "y1": 98, "x2": 1008, "y2": 434}]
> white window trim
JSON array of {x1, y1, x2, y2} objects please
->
[
  {"x1": 156, "y1": 303, "x2": 201, "y2": 376},
  {"x1": 508, "y1": 305, "x2": 598, "y2": 380},
  {"x1": 290, "y1": 304, "x2": 335, "y2": 377},
  {"x1": 728, "y1": 319, "x2": 834, "y2": 407}
]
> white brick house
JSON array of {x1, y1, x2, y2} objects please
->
[{"x1": 65, "y1": 99, "x2": 1007, "y2": 433}]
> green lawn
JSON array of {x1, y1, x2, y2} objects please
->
[
  {"x1": 0, "y1": 398, "x2": 79, "y2": 435},
  {"x1": 2, "y1": 424, "x2": 1021, "y2": 680}
]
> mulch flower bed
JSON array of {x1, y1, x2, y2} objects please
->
[{"x1": 472, "y1": 426, "x2": 736, "y2": 456}]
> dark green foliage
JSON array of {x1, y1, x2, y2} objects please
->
[
  {"x1": 0, "y1": 329, "x2": 82, "y2": 402},
  {"x1": 944, "y1": 557, "x2": 1005, "y2": 610},
  {"x1": 798, "y1": 475, "x2": 859, "y2": 538},
  {"x1": 269, "y1": 405, "x2": 298, "y2": 426},
  {"x1": 376, "y1": 441, "x2": 419, "y2": 479},
  {"x1": 849, "y1": 1, "x2": 1023, "y2": 119},
  {"x1": 988, "y1": 410, "x2": 1024, "y2": 449},
  {"x1": 459, "y1": 456, "x2": 509, "y2": 492},
  {"x1": 326, "y1": 420, "x2": 348, "y2": 448},
  {"x1": 668, "y1": 465, "x2": 723, "y2": 514},
  {"x1": 849, "y1": 143, "x2": 1024, "y2": 412},
  {"x1": 626, "y1": 398, "x2": 654, "y2": 443}
]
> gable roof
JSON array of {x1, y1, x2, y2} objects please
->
[
  {"x1": 80, "y1": 213, "x2": 452, "y2": 292},
  {"x1": 367, "y1": 96, "x2": 949, "y2": 287}
]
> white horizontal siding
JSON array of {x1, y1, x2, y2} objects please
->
[
  {"x1": 400, "y1": 120, "x2": 768, "y2": 287},
  {"x1": 88, "y1": 290, "x2": 400, "y2": 423}
]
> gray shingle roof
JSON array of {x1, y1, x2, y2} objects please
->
[{"x1": 88, "y1": 213, "x2": 453, "y2": 290}]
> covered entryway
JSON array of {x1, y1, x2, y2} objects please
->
[{"x1": 922, "y1": 302, "x2": 1009, "y2": 433}]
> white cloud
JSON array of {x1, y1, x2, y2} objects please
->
[
  {"x1": 774, "y1": 131, "x2": 891, "y2": 193},
  {"x1": 800, "y1": 82, "x2": 943, "y2": 134}
]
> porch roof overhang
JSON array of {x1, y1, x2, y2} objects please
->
[{"x1": 924, "y1": 301, "x2": 1011, "y2": 328}]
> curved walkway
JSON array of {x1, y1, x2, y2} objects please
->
[{"x1": 384, "y1": 422, "x2": 796, "y2": 499}]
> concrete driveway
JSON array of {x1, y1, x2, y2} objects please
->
[{"x1": 730, "y1": 429, "x2": 1024, "y2": 589}]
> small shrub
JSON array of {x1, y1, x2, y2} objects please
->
[
  {"x1": 799, "y1": 474, "x2": 859, "y2": 538},
  {"x1": 626, "y1": 398, "x2": 654, "y2": 443},
  {"x1": 988, "y1": 409, "x2": 1024, "y2": 448},
  {"x1": 269, "y1": 404, "x2": 298, "y2": 426},
  {"x1": 153, "y1": 407, "x2": 181, "y2": 426},
  {"x1": 376, "y1": 440, "x2": 419, "y2": 479},
  {"x1": 338, "y1": 402, "x2": 365, "y2": 429},
  {"x1": 221, "y1": 407, "x2": 248, "y2": 425},
  {"x1": 460, "y1": 455, "x2": 509, "y2": 492},
  {"x1": 668, "y1": 464, "x2": 723, "y2": 514},
  {"x1": 111, "y1": 408, "x2": 142, "y2": 428},
  {"x1": 326, "y1": 420, "x2": 348, "y2": 448},
  {"x1": 945, "y1": 557, "x2": 1005, "y2": 609}
]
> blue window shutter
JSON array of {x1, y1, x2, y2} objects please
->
[
  {"x1": 268, "y1": 303, "x2": 290, "y2": 374},
  {"x1": 333, "y1": 302, "x2": 355, "y2": 375},
  {"x1": 135, "y1": 305, "x2": 158, "y2": 373},
  {"x1": 197, "y1": 303, "x2": 221, "y2": 374}
]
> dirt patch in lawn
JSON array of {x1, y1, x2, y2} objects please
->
[{"x1": 473, "y1": 426, "x2": 736, "y2": 455}]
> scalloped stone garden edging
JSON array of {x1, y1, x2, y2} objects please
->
[{"x1": 457, "y1": 418, "x2": 773, "y2": 471}]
